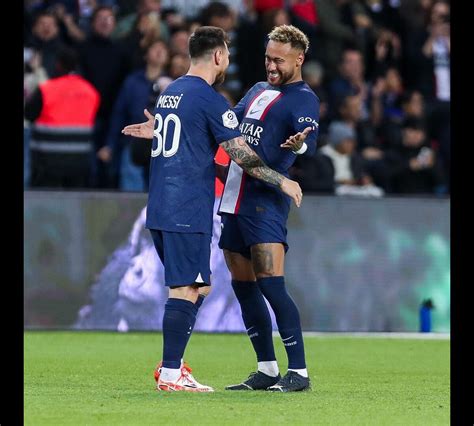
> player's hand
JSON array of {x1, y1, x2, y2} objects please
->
[
  {"x1": 280, "y1": 126, "x2": 313, "y2": 152},
  {"x1": 121, "y1": 109, "x2": 155, "y2": 139},
  {"x1": 280, "y1": 177, "x2": 303, "y2": 207}
]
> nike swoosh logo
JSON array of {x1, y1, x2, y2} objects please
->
[
  {"x1": 249, "y1": 108, "x2": 262, "y2": 115},
  {"x1": 246, "y1": 326, "x2": 254, "y2": 332},
  {"x1": 282, "y1": 335, "x2": 294, "y2": 342}
]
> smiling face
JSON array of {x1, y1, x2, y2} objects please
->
[{"x1": 265, "y1": 40, "x2": 304, "y2": 86}]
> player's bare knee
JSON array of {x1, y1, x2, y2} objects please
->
[
  {"x1": 169, "y1": 285, "x2": 200, "y2": 302},
  {"x1": 251, "y1": 244, "x2": 284, "y2": 278},
  {"x1": 224, "y1": 249, "x2": 256, "y2": 281}
]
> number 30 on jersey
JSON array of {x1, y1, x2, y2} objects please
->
[{"x1": 151, "y1": 113, "x2": 181, "y2": 158}]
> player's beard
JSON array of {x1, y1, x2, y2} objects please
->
[
  {"x1": 267, "y1": 69, "x2": 294, "y2": 86},
  {"x1": 214, "y1": 70, "x2": 226, "y2": 86}
]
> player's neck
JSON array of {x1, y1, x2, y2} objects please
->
[
  {"x1": 186, "y1": 64, "x2": 216, "y2": 86},
  {"x1": 283, "y1": 72, "x2": 303, "y2": 85}
]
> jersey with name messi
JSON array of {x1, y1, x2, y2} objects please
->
[
  {"x1": 219, "y1": 80, "x2": 320, "y2": 222},
  {"x1": 146, "y1": 75, "x2": 241, "y2": 234}
]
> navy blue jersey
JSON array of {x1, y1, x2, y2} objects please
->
[
  {"x1": 219, "y1": 81, "x2": 320, "y2": 221},
  {"x1": 146, "y1": 75, "x2": 241, "y2": 234}
]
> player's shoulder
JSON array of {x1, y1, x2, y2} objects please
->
[
  {"x1": 295, "y1": 82, "x2": 320, "y2": 102},
  {"x1": 247, "y1": 81, "x2": 269, "y2": 94}
]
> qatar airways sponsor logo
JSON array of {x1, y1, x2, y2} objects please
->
[{"x1": 240, "y1": 121, "x2": 263, "y2": 146}]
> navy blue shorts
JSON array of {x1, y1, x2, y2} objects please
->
[
  {"x1": 218, "y1": 213, "x2": 288, "y2": 259},
  {"x1": 149, "y1": 229, "x2": 211, "y2": 287}
]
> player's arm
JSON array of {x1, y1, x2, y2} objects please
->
[
  {"x1": 221, "y1": 136, "x2": 303, "y2": 207},
  {"x1": 281, "y1": 93, "x2": 320, "y2": 155}
]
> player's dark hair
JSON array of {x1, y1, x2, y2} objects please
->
[{"x1": 188, "y1": 26, "x2": 229, "y2": 60}]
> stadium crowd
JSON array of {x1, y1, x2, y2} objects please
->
[{"x1": 23, "y1": 0, "x2": 450, "y2": 196}]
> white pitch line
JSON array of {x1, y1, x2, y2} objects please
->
[{"x1": 272, "y1": 332, "x2": 450, "y2": 340}]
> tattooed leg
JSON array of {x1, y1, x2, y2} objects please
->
[{"x1": 250, "y1": 243, "x2": 285, "y2": 279}]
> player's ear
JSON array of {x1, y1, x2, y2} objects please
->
[
  {"x1": 214, "y1": 48, "x2": 222, "y2": 66},
  {"x1": 296, "y1": 52, "x2": 304, "y2": 67}
]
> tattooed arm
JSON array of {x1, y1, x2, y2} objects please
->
[{"x1": 221, "y1": 136, "x2": 303, "y2": 207}]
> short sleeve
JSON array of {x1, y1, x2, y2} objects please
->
[
  {"x1": 291, "y1": 92, "x2": 320, "y2": 155},
  {"x1": 206, "y1": 92, "x2": 242, "y2": 144}
]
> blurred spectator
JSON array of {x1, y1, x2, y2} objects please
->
[
  {"x1": 319, "y1": 121, "x2": 383, "y2": 196},
  {"x1": 302, "y1": 60, "x2": 329, "y2": 134},
  {"x1": 24, "y1": 48, "x2": 48, "y2": 188},
  {"x1": 261, "y1": 7, "x2": 290, "y2": 34},
  {"x1": 399, "y1": 0, "x2": 433, "y2": 35},
  {"x1": 361, "y1": 0, "x2": 403, "y2": 35},
  {"x1": 377, "y1": 88, "x2": 426, "y2": 149},
  {"x1": 97, "y1": 39, "x2": 171, "y2": 192},
  {"x1": 337, "y1": 94, "x2": 375, "y2": 153},
  {"x1": 26, "y1": 11, "x2": 67, "y2": 78},
  {"x1": 289, "y1": 145, "x2": 336, "y2": 193},
  {"x1": 160, "y1": 7, "x2": 187, "y2": 33},
  {"x1": 199, "y1": 2, "x2": 242, "y2": 97},
  {"x1": 76, "y1": 0, "x2": 120, "y2": 33},
  {"x1": 328, "y1": 47, "x2": 370, "y2": 121},
  {"x1": 385, "y1": 116, "x2": 446, "y2": 194},
  {"x1": 370, "y1": 66, "x2": 404, "y2": 129},
  {"x1": 401, "y1": 90, "x2": 425, "y2": 119},
  {"x1": 370, "y1": 28, "x2": 402, "y2": 78},
  {"x1": 78, "y1": 5, "x2": 129, "y2": 188},
  {"x1": 49, "y1": 2, "x2": 87, "y2": 44},
  {"x1": 287, "y1": 0, "x2": 319, "y2": 61},
  {"x1": 120, "y1": 10, "x2": 169, "y2": 71},
  {"x1": 233, "y1": 0, "x2": 262, "y2": 92},
  {"x1": 24, "y1": 47, "x2": 100, "y2": 189},
  {"x1": 420, "y1": 0, "x2": 450, "y2": 184},
  {"x1": 168, "y1": 28, "x2": 190, "y2": 56},
  {"x1": 168, "y1": 53, "x2": 190, "y2": 80},
  {"x1": 332, "y1": 93, "x2": 394, "y2": 191},
  {"x1": 312, "y1": 0, "x2": 356, "y2": 76},
  {"x1": 113, "y1": 0, "x2": 169, "y2": 40}
]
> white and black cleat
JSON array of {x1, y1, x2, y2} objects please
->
[
  {"x1": 267, "y1": 371, "x2": 310, "y2": 392},
  {"x1": 226, "y1": 371, "x2": 281, "y2": 391}
]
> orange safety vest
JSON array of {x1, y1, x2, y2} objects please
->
[{"x1": 36, "y1": 74, "x2": 100, "y2": 127}]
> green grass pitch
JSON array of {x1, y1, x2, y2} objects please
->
[{"x1": 24, "y1": 331, "x2": 449, "y2": 425}]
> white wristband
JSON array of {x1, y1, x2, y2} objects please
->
[{"x1": 293, "y1": 142, "x2": 308, "y2": 155}]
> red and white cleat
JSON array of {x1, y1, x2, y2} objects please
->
[
  {"x1": 154, "y1": 360, "x2": 192, "y2": 383},
  {"x1": 156, "y1": 363, "x2": 214, "y2": 392}
]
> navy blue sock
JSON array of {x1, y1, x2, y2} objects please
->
[
  {"x1": 232, "y1": 280, "x2": 276, "y2": 362},
  {"x1": 257, "y1": 276, "x2": 306, "y2": 369},
  {"x1": 162, "y1": 298, "x2": 198, "y2": 369}
]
